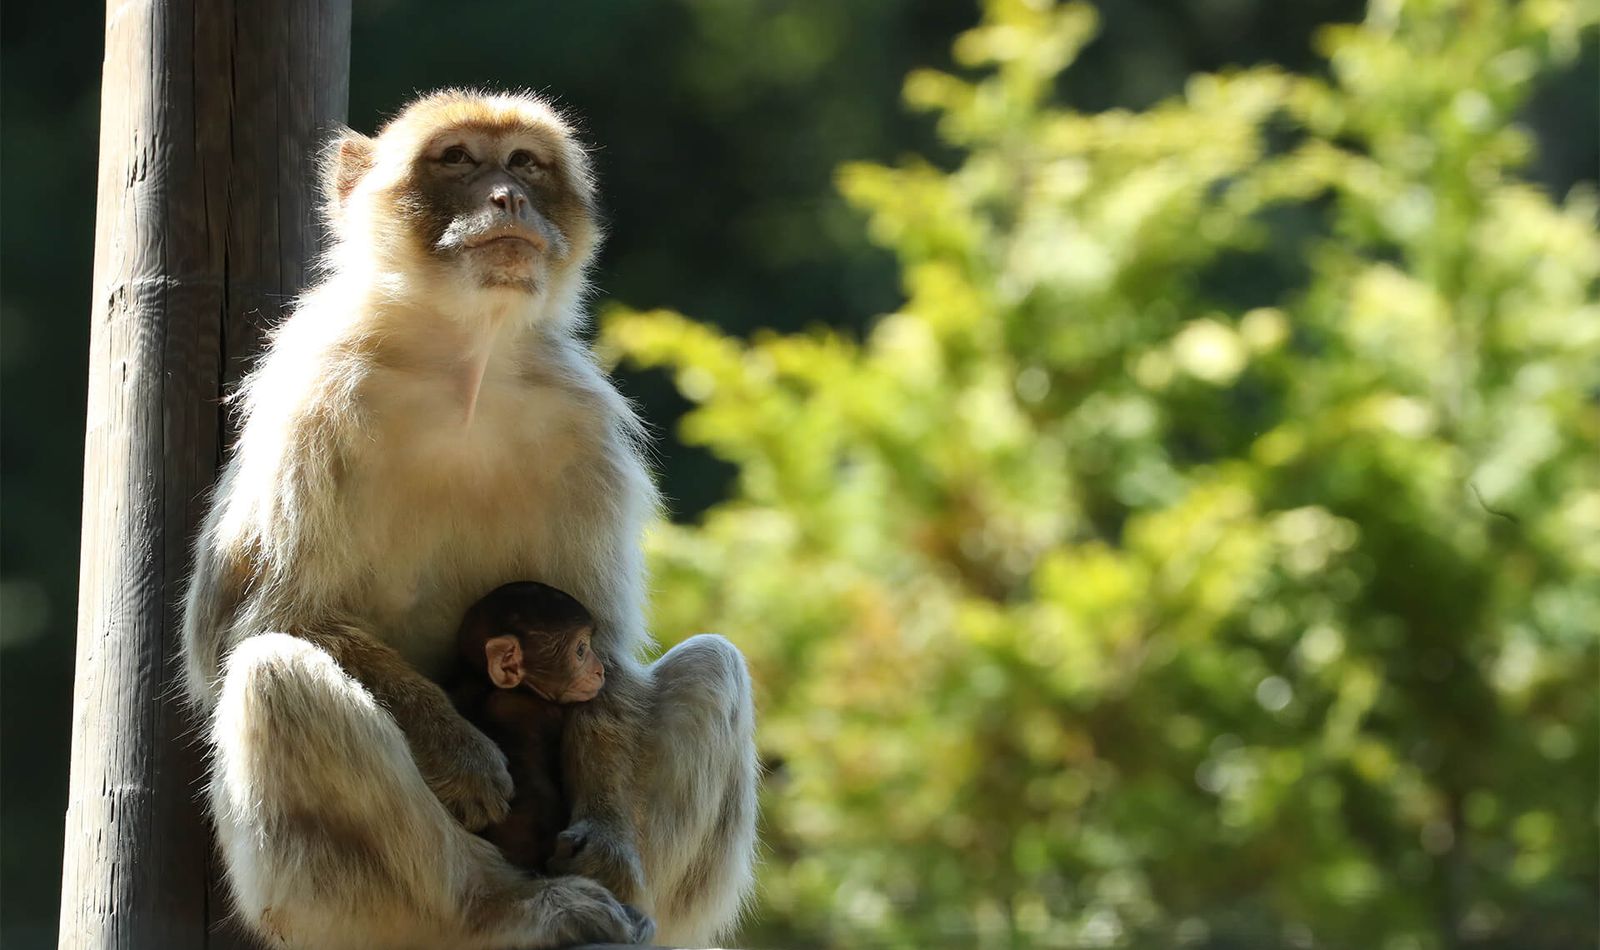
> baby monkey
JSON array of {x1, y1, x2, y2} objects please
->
[{"x1": 453, "y1": 581, "x2": 604, "y2": 873}]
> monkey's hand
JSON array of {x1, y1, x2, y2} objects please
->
[
  {"x1": 531, "y1": 876, "x2": 654, "y2": 947},
  {"x1": 550, "y1": 817, "x2": 646, "y2": 905},
  {"x1": 413, "y1": 713, "x2": 514, "y2": 831}
]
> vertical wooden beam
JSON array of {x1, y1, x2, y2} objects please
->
[{"x1": 59, "y1": 1, "x2": 350, "y2": 947}]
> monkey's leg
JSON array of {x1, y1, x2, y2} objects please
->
[
  {"x1": 209, "y1": 632, "x2": 647, "y2": 949},
  {"x1": 634, "y1": 634, "x2": 760, "y2": 947}
]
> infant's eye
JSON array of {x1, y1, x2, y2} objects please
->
[
  {"x1": 508, "y1": 149, "x2": 538, "y2": 169},
  {"x1": 440, "y1": 145, "x2": 474, "y2": 165},
  {"x1": 576, "y1": 643, "x2": 586, "y2": 658}
]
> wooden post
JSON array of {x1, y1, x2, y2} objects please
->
[{"x1": 60, "y1": 1, "x2": 350, "y2": 946}]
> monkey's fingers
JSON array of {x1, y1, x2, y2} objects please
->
[
  {"x1": 426, "y1": 734, "x2": 514, "y2": 831},
  {"x1": 431, "y1": 774, "x2": 509, "y2": 830},
  {"x1": 621, "y1": 904, "x2": 656, "y2": 946},
  {"x1": 552, "y1": 823, "x2": 588, "y2": 863}
]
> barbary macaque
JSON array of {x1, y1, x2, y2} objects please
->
[
  {"x1": 181, "y1": 89, "x2": 758, "y2": 949},
  {"x1": 453, "y1": 582, "x2": 607, "y2": 874}
]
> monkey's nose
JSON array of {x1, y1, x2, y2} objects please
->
[{"x1": 488, "y1": 186, "x2": 526, "y2": 215}]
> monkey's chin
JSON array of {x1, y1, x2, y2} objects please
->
[
  {"x1": 479, "y1": 272, "x2": 541, "y2": 295},
  {"x1": 467, "y1": 242, "x2": 544, "y2": 294}
]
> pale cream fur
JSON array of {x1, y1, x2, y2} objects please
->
[{"x1": 182, "y1": 90, "x2": 756, "y2": 949}]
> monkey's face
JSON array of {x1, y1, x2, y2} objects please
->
[
  {"x1": 326, "y1": 91, "x2": 600, "y2": 318},
  {"x1": 550, "y1": 628, "x2": 604, "y2": 703},
  {"x1": 399, "y1": 128, "x2": 583, "y2": 296}
]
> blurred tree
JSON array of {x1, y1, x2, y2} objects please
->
[{"x1": 607, "y1": 1, "x2": 1600, "y2": 946}]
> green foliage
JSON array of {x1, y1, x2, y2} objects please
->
[{"x1": 604, "y1": 1, "x2": 1600, "y2": 945}]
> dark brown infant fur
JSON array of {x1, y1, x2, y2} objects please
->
[
  {"x1": 452, "y1": 685, "x2": 570, "y2": 871},
  {"x1": 450, "y1": 580, "x2": 602, "y2": 873}
]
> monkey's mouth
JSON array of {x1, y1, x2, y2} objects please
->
[{"x1": 463, "y1": 226, "x2": 547, "y2": 253}]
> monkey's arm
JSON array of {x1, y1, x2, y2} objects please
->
[
  {"x1": 185, "y1": 530, "x2": 511, "y2": 829},
  {"x1": 181, "y1": 528, "x2": 244, "y2": 706},
  {"x1": 303, "y1": 627, "x2": 515, "y2": 831},
  {"x1": 535, "y1": 367, "x2": 659, "y2": 902},
  {"x1": 181, "y1": 467, "x2": 263, "y2": 706},
  {"x1": 552, "y1": 655, "x2": 650, "y2": 904}
]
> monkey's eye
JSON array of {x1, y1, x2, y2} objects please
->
[
  {"x1": 576, "y1": 642, "x2": 586, "y2": 658},
  {"x1": 507, "y1": 149, "x2": 543, "y2": 171},
  {"x1": 440, "y1": 146, "x2": 474, "y2": 165}
]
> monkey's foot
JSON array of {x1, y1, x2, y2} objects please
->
[{"x1": 525, "y1": 875, "x2": 649, "y2": 947}]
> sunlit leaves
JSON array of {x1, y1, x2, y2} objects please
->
[{"x1": 604, "y1": 0, "x2": 1600, "y2": 945}]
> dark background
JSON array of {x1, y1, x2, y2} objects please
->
[{"x1": 1, "y1": 1, "x2": 1592, "y2": 946}]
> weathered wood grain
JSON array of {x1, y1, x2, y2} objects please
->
[{"x1": 59, "y1": 2, "x2": 350, "y2": 947}]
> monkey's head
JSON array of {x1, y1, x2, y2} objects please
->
[
  {"x1": 458, "y1": 581, "x2": 605, "y2": 704},
  {"x1": 323, "y1": 90, "x2": 599, "y2": 324}
]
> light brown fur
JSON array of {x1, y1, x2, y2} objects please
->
[{"x1": 183, "y1": 90, "x2": 757, "y2": 949}]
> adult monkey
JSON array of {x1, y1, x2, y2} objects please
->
[{"x1": 181, "y1": 90, "x2": 757, "y2": 950}]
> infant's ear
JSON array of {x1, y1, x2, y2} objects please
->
[{"x1": 484, "y1": 635, "x2": 524, "y2": 689}]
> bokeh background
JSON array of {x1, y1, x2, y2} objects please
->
[{"x1": 3, "y1": 0, "x2": 1596, "y2": 947}]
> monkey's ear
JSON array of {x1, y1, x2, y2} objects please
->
[
  {"x1": 322, "y1": 131, "x2": 375, "y2": 209},
  {"x1": 484, "y1": 635, "x2": 524, "y2": 690}
]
